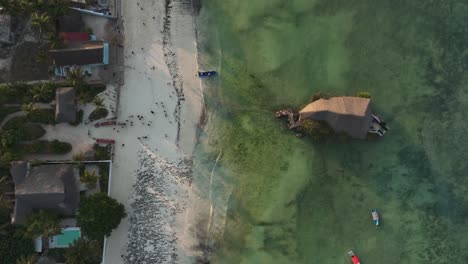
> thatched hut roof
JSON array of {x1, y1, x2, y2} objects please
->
[
  {"x1": 55, "y1": 87, "x2": 77, "y2": 123},
  {"x1": 299, "y1": 96, "x2": 373, "y2": 139}
]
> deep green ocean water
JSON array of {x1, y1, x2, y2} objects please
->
[{"x1": 192, "y1": 1, "x2": 468, "y2": 263}]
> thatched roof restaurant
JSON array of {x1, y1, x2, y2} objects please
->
[{"x1": 299, "y1": 97, "x2": 374, "y2": 139}]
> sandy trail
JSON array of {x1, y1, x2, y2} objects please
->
[{"x1": 103, "y1": 0, "x2": 203, "y2": 263}]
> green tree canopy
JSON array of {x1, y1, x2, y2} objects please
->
[
  {"x1": 78, "y1": 192, "x2": 126, "y2": 240},
  {"x1": 24, "y1": 210, "x2": 61, "y2": 239},
  {"x1": 63, "y1": 238, "x2": 102, "y2": 264},
  {"x1": 31, "y1": 12, "x2": 51, "y2": 34},
  {"x1": 16, "y1": 254, "x2": 39, "y2": 264},
  {"x1": 0, "y1": 130, "x2": 19, "y2": 151},
  {"x1": 67, "y1": 68, "x2": 86, "y2": 89},
  {"x1": 0, "y1": 226, "x2": 34, "y2": 264}
]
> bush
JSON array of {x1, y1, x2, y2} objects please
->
[
  {"x1": 78, "y1": 193, "x2": 126, "y2": 240},
  {"x1": 357, "y1": 91, "x2": 371, "y2": 98},
  {"x1": 2, "y1": 119, "x2": 46, "y2": 141},
  {"x1": 27, "y1": 108, "x2": 55, "y2": 124},
  {"x1": 18, "y1": 123, "x2": 47, "y2": 141},
  {"x1": 78, "y1": 84, "x2": 106, "y2": 103},
  {"x1": 3, "y1": 108, "x2": 54, "y2": 141},
  {"x1": 18, "y1": 140, "x2": 72, "y2": 154},
  {"x1": 0, "y1": 82, "x2": 29, "y2": 104},
  {"x1": 300, "y1": 119, "x2": 334, "y2": 141},
  {"x1": 0, "y1": 152, "x2": 19, "y2": 169},
  {"x1": 88, "y1": 108, "x2": 108, "y2": 122},
  {"x1": 69, "y1": 110, "x2": 84, "y2": 126},
  {"x1": 93, "y1": 144, "x2": 111, "y2": 160}
]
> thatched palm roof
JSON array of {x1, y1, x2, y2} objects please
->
[
  {"x1": 55, "y1": 87, "x2": 77, "y2": 123},
  {"x1": 299, "y1": 96, "x2": 373, "y2": 139}
]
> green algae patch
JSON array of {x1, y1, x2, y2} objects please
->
[{"x1": 194, "y1": 0, "x2": 468, "y2": 263}]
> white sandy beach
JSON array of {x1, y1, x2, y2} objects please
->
[{"x1": 103, "y1": 0, "x2": 203, "y2": 263}]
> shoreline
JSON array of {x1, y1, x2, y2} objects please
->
[{"x1": 103, "y1": 0, "x2": 205, "y2": 263}]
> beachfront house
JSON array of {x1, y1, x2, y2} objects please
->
[
  {"x1": 299, "y1": 96, "x2": 388, "y2": 139},
  {"x1": 10, "y1": 161, "x2": 79, "y2": 225},
  {"x1": 55, "y1": 87, "x2": 77, "y2": 123},
  {"x1": 70, "y1": 0, "x2": 118, "y2": 19},
  {"x1": 49, "y1": 40, "x2": 109, "y2": 76}
]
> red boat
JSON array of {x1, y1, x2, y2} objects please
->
[
  {"x1": 348, "y1": 251, "x2": 361, "y2": 264},
  {"x1": 96, "y1": 139, "x2": 115, "y2": 144}
]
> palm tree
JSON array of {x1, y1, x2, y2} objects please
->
[
  {"x1": 72, "y1": 152, "x2": 85, "y2": 163},
  {"x1": 16, "y1": 254, "x2": 39, "y2": 264},
  {"x1": 72, "y1": 152, "x2": 85, "y2": 169},
  {"x1": 47, "y1": 32, "x2": 64, "y2": 49},
  {"x1": 80, "y1": 170, "x2": 98, "y2": 189},
  {"x1": 21, "y1": 103, "x2": 35, "y2": 118},
  {"x1": 24, "y1": 211, "x2": 61, "y2": 239},
  {"x1": 92, "y1": 97, "x2": 105, "y2": 108},
  {"x1": 31, "y1": 12, "x2": 51, "y2": 35},
  {"x1": 67, "y1": 68, "x2": 86, "y2": 89}
]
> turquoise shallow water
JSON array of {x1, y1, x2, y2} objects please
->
[{"x1": 192, "y1": 1, "x2": 468, "y2": 263}]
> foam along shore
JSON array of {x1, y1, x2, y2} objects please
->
[{"x1": 103, "y1": 0, "x2": 203, "y2": 263}]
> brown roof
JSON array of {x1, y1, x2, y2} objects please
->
[
  {"x1": 55, "y1": 87, "x2": 77, "y2": 123},
  {"x1": 49, "y1": 41, "x2": 104, "y2": 66},
  {"x1": 299, "y1": 96, "x2": 373, "y2": 139},
  {"x1": 10, "y1": 162, "x2": 79, "y2": 225}
]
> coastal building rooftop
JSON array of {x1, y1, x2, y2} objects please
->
[
  {"x1": 299, "y1": 96, "x2": 373, "y2": 139},
  {"x1": 49, "y1": 41, "x2": 107, "y2": 66},
  {"x1": 56, "y1": 87, "x2": 77, "y2": 123},
  {"x1": 10, "y1": 161, "x2": 79, "y2": 225}
]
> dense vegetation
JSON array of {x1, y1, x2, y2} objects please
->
[
  {"x1": 78, "y1": 193, "x2": 126, "y2": 240},
  {"x1": 63, "y1": 238, "x2": 102, "y2": 264},
  {"x1": 0, "y1": 226, "x2": 35, "y2": 264}
]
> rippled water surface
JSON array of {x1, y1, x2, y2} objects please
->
[{"x1": 192, "y1": 1, "x2": 468, "y2": 263}]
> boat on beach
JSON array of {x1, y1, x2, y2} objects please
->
[
  {"x1": 198, "y1": 71, "x2": 217, "y2": 77},
  {"x1": 371, "y1": 208, "x2": 380, "y2": 226},
  {"x1": 348, "y1": 250, "x2": 361, "y2": 264}
]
